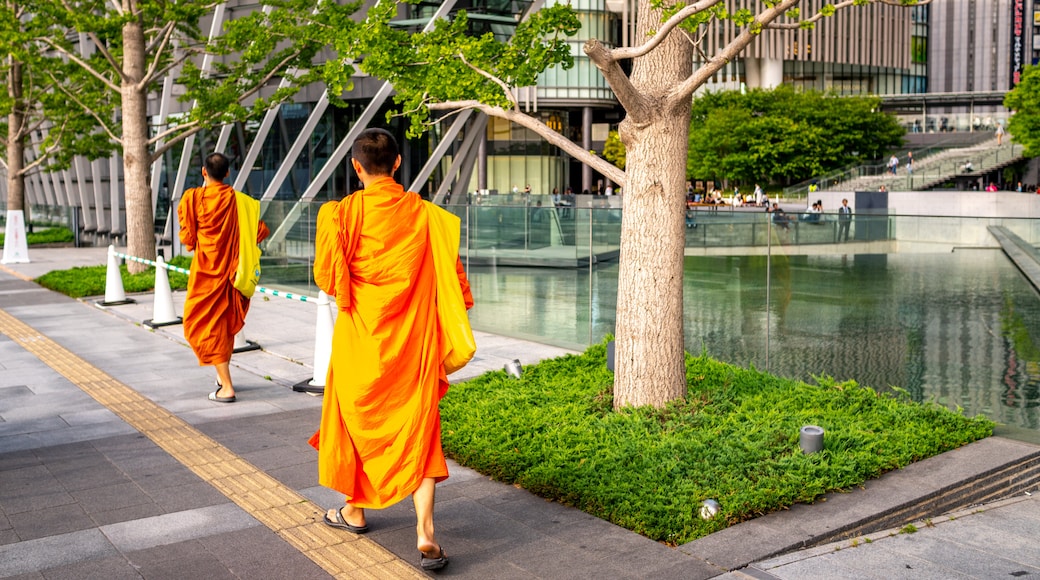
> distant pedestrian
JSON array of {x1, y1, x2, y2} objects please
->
[
  {"x1": 997, "y1": 123, "x2": 1006, "y2": 145},
  {"x1": 178, "y1": 153, "x2": 270, "y2": 403},
  {"x1": 906, "y1": 152, "x2": 913, "y2": 176},
  {"x1": 837, "y1": 198, "x2": 852, "y2": 242},
  {"x1": 888, "y1": 154, "x2": 899, "y2": 175}
]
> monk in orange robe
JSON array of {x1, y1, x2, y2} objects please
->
[
  {"x1": 178, "y1": 152, "x2": 269, "y2": 402},
  {"x1": 309, "y1": 129, "x2": 472, "y2": 572}
]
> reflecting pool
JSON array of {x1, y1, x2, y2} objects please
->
[{"x1": 465, "y1": 249, "x2": 1040, "y2": 439}]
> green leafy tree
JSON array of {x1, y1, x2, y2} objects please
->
[
  {"x1": 687, "y1": 86, "x2": 904, "y2": 186},
  {"x1": 32, "y1": 0, "x2": 356, "y2": 272},
  {"x1": 1005, "y1": 64, "x2": 1040, "y2": 156},
  {"x1": 1, "y1": 0, "x2": 108, "y2": 237},
  {"x1": 330, "y1": 0, "x2": 930, "y2": 410},
  {"x1": 603, "y1": 130, "x2": 626, "y2": 170}
]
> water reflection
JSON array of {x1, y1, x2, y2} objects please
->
[{"x1": 466, "y1": 250, "x2": 1040, "y2": 432}]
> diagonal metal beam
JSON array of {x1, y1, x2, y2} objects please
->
[
  {"x1": 432, "y1": 114, "x2": 487, "y2": 205},
  {"x1": 407, "y1": 109, "x2": 472, "y2": 194}
]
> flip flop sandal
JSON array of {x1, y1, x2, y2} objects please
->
[
  {"x1": 322, "y1": 507, "x2": 368, "y2": 534},
  {"x1": 208, "y1": 388, "x2": 236, "y2": 403},
  {"x1": 420, "y1": 547, "x2": 449, "y2": 571}
]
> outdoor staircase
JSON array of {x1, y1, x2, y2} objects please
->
[
  {"x1": 786, "y1": 137, "x2": 1026, "y2": 195},
  {"x1": 825, "y1": 448, "x2": 1040, "y2": 546}
]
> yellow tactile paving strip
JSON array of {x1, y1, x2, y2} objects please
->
[{"x1": 0, "y1": 308, "x2": 424, "y2": 580}]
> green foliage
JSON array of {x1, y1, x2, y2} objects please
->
[
  {"x1": 26, "y1": 0, "x2": 358, "y2": 164},
  {"x1": 35, "y1": 255, "x2": 192, "y2": 298},
  {"x1": 332, "y1": 0, "x2": 579, "y2": 138},
  {"x1": 687, "y1": 86, "x2": 905, "y2": 186},
  {"x1": 441, "y1": 341, "x2": 992, "y2": 545},
  {"x1": 602, "y1": 130, "x2": 626, "y2": 170},
  {"x1": 0, "y1": 227, "x2": 74, "y2": 246},
  {"x1": 1006, "y1": 64, "x2": 1040, "y2": 157}
]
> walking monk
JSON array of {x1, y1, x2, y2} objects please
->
[
  {"x1": 310, "y1": 128, "x2": 473, "y2": 572},
  {"x1": 178, "y1": 152, "x2": 269, "y2": 403}
]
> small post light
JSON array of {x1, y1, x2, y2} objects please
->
[
  {"x1": 504, "y1": 359, "x2": 523, "y2": 378},
  {"x1": 699, "y1": 499, "x2": 721, "y2": 520},
  {"x1": 800, "y1": 425, "x2": 824, "y2": 454}
]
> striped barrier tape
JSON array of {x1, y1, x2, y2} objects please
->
[{"x1": 111, "y1": 250, "x2": 319, "y2": 304}]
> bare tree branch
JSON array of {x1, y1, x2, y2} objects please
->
[
  {"x1": 39, "y1": 39, "x2": 122, "y2": 92},
  {"x1": 147, "y1": 118, "x2": 202, "y2": 146},
  {"x1": 150, "y1": 123, "x2": 209, "y2": 161},
  {"x1": 150, "y1": 51, "x2": 197, "y2": 81},
  {"x1": 138, "y1": 21, "x2": 177, "y2": 89},
  {"x1": 20, "y1": 121, "x2": 70, "y2": 175},
  {"x1": 105, "y1": 0, "x2": 125, "y2": 16},
  {"x1": 584, "y1": 39, "x2": 649, "y2": 122},
  {"x1": 144, "y1": 20, "x2": 176, "y2": 53},
  {"x1": 49, "y1": 74, "x2": 122, "y2": 144},
  {"x1": 767, "y1": 0, "x2": 933, "y2": 30},
  {"x1": 611, "y1": 0, "x2": 723, "y2": 61},
  {"x1": 668, "y1": 0, "x2": 801, "y2": 107},
  {"x1": 85, "y1": 31, "x2": 128, "y2": 81},
  {"x1": 457, "y1": 52, "x2": 519, "y2": 111},
  {"x1": 430, "y1": 100, "x2": 627, "y2": 186}
]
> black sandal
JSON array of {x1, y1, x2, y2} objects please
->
[
  {"x1": 420, "y1": 546, "x2": 449, "y2": 571},
  {"x1": 322, "y1": 507, "x2": 368, "y2": 534}
]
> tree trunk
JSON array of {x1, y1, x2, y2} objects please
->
[
  {"x1": 612, "y1": 2, "x2": 693, "y2": 409},
  {"x1": 6, "y1": 55, "x2": 25, "y2": 213},
  {"x1": 121, "y1": 17, "x2": 155, "y2": 274}
]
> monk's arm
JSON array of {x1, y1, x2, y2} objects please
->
[
  {"x1": 456, "y1": 257, "x2": 474, "y2": 309},
  {"x1": 257, "y1": 220, "x2": 270, "y2": 244},
  {"x1": 177, "y1": 191, "x2": 196, "y2": 251},
  {"x1": 313, "y1": 201, "x2": 343, "y2": 297}
]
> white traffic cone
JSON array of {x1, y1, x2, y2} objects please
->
[
  {"x1": 144, "y1": 255, "x2": 181, "y2": 328},
  {"x1": 96, "y1": 245, "x2": 134, "y2": 307},
  {"x1": 294, "y1": 290, "x2": 334, "y2": 393},
  {"x1": 233, "y1": 329, "x2": 261, "y2": 353}
]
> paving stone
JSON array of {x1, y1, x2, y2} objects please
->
[
  {"x1": 0, "y1": 528, "x2": 117, "y2": 578},
  {"x1": 124, "y1": 538, "x2": 238, "y2": 580},
  {"x1": 100, "y1": 503, "x2": 258, "y2": 553},
  {"x1": 89, "y1": 502, "x2": 166, "y2": 527},
  {"x1": 48, "y1": 457, "x2": 132, "y2": 493},
  {"x1": 1, "y1": 490, "x2": 79, "y2": 516},
  {"x1": 0, "y1": 528, "x2": 20, "y2": 546},
  {"x1": 875, "y1": 532, "x2": 1040, "y2": 579},
  {"x1": 0, "y1": 449, "x2": 40, "y2": 472},
  {"x1": 204, "y1": 525, "x2": 331, "y2": 580},
  {"x1": 70, "y1": 482, "x2": 153, "y2": 515},
  {"x1": 7, "y1": 502, "x2": 96, "y2": 541},
  {"x1": 141, "y1": 480, "x2": 227, "y2": 514},
  {"x1": 39, "y1": 554, "x2": 143, "y2": 580}
]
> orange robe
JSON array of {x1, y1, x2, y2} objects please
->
[
  {"x1": 178, "y1": 183, "x2": 270, "y2": 366},
  {"x1": 309, "y1": 176, "x2": 473, "y2": 509}
]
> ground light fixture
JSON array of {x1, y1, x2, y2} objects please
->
[
  {"x1": 504, "y1": 359, "x2": 523, "y2": 378},
  {"x1": 800, "y1": 425, "x2": 825, "y2": 454}
]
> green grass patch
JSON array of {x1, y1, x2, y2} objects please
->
[
  {"x1": 35, "y1": 255, "x2": 192, "y2": 298},
  {"x1": 440, "y1": 341, "x2": 993, "y2": 546},
  {"x1": 0, "y1": 227, "x2": 75, "y2": 246}
]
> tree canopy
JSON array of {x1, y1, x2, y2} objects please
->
[
  {"x1": 1005, "y1": 64, "x2": 1040, "y2": 157},
  {"x1": 687, "y1": 86, "x2": 905, "y2": 186}
]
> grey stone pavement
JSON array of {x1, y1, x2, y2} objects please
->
[{"x1": 0, "y1": 246, "x2": 1038, "y2": 579}]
